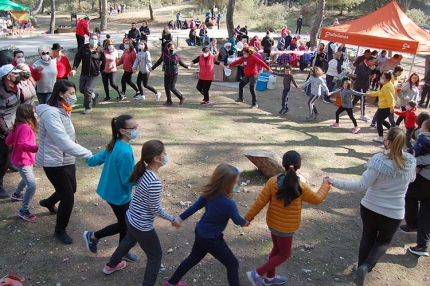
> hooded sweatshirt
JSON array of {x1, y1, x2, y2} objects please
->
[{"x1": 132, "y1": 50, "x2": 152, "y2": 74}]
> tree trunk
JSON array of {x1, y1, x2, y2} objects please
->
[
  {"x1": 243, "y1": 149, "x2": 284, "y2": 178},
  {"x1": 425, "y1": 55, "x2": 430, "y2": 77},
  {"x1": 309, "y1": 0, "x2": 326, "y2": 48},
  {"x1": 149, "y1": 0, "x2": 154, "y2": 21},
  {"x1": 30, "y1": 0, "x2": 43, "y2": 27},
  {"x1": 49, "y1": 0, "x2": 55, "y2": 34},
  {"x1": 100, "y1": 0, "x2": 107, "y2": 31},
  {"x1": 226, "y1": 0, "x2": 235, "y2": 37}
]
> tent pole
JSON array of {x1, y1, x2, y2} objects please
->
[{"x1": 408, "y1": 54, "x2": 416, "y2": 78}]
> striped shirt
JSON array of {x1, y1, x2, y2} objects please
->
[{"x1": 126, "y1": 169, "x2": 175, "y2": 231}]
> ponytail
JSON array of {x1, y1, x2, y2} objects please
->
[
  {"x1": 106, "y1": 115, "x2": 133, "y2": 153},
  {"x1": 277, "y1": 151, "x2": 302, "y2": 207},
  {"x1": 129, "y1": 140, "x2": 164, "y2": 183},
  {"x1": 385, "y1": 127, "x2": 406, "y2": 170}
]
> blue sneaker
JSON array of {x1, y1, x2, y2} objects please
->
[
  {"x1": 247, "y1": 270, "x2": 263, "y2": 286},
  {"x1": 83, "y1": 231, "x2": 98, "y2": 253},
  {"x1": 123, "y1": 252, "x2": 140, "y2": 262},
  {"x1": 263, "y1": 275, "x2": 288, "y2": 285}
]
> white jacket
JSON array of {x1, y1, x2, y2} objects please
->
[
  {"x1": 132, "y1": 51, "x2": 152, "y2": 74},
  {"x1": 36, "y1": 104, "x2": 92, "y2": 167},
  {"x1": 326, "y1": 59, "x2": 339, "y2": 77}
]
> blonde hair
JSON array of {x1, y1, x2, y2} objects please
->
[
  {"x1": 311, "y1": 66, "x2": 324, "y2": 77},
  {"x1": 334, "y1": 51, "x2": 343, "y2": 60},
  {"x1": 385, "y1": 127, "x2": 407, "y2": 170},
  {"x1": 201, "y1": 164, "x2": 239, "y2": 200}
]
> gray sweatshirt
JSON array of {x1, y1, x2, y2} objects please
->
[
  {"x1": 333, "y1": 151, "x2": 416, "y2": 220},
  {"x1": 416, "y1": 154, "x2": 430, "y2": 181},
  {"x1": 329, "y1": 89, "x2": 366, "y2": 108},
  {"x1": 300, "y1": 76, "x2": 330, "y2": 96},
  {"x1": 32, "y1": 58, "x2": 57, "y2": 93},
  {"x1": 132, "y1": 51, "x2": 152, "y2": 74},
  {"x1": 398, "y1": 84, "x2": 419, "y2": 106}
]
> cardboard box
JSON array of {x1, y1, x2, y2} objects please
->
[{"x1": 213, "y1": 64, "x2": 224, "y2": 82}]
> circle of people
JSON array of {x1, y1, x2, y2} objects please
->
[{"x1": 1, "y1": 17, "x2": 430, "y2": 286}]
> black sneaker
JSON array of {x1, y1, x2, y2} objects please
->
[
  {"x1": 55, "y1": 231, "x2": 73, "y2": 244},
  {"x1": 39, "y1": 199, "x2": 57, "y2": 214},
  {"x1": 235, "y1": 98, "x2": 244, "y2": 102},
  {"x1": 400, "y1": 224, "x2": 417, "y2": 234},
  {"x1": 408, "y1": 245, "x2": 429, "y2": 257},
  {"x1": 103, "y1": 97, "x2": 111, "y2": 102},
  {"x1": 314, "y1": 111, "x2": 319, "y2": 119},
  {"x1": 0, "y1": 187, "x2": 9, "y2": 198},
  {"x1": 369, "y1": 123, "x2": 376, "y2": 128},
  {"x1": 283, "y1": 108, "x2": 290, "y2": 114},
  {"x1": 356, "y1": 264, "x2": 369, "y2": 286}
]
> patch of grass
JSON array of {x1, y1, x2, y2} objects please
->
[{"x1": 240, "y1": 169, "x2": 267, "y2": 185}]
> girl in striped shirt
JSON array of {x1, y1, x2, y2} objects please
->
[{"x1": 103, "y1": 140, "x2": 181, "y2": 286}]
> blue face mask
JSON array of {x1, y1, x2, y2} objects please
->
[
  {"x1": 162, "y1": 155, "x2": 168, "y2": 166},
  {"x1": 124, "y1": 44, "x2": 129, "y2": 50},
  {"x1": 128, "y1": 129, "x2": 139, "y2": 140},
  {"x1": 63, "y1": 94, "x2": 77, "y2": 106},
  {"x1": 233, "y1": 185, "x2": 239, "y2": 193},
  {"x1": 90, "y1": 39, "x2": 97, "y2": 46}
]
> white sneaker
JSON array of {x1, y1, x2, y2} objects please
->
[
  {"x1": 134, "y1": 95, "x2": 145, "y2": 100},
  {"x1": 82, "y1": 108, "x2": 92, "y2": 114},
  {"x1": 373, "y1": 137, "x2": 384, "y2": 143},
  {"x1": 360, "y1": 116, "x2": 371, "y2": 122},
  {"x1": 155, "y1": 92, "x2": 162, "y2": 101}
]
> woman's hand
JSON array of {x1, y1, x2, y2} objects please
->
[{"x1": 323, "y1": 176, "x2": 334, "y2": 184}]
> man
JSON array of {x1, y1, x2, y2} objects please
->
[
  {"x1": 0, "y1": 64, "x2": 22, "y2": 198},
  {"x1": 352, "y1": 55, "x2": 377, "y2": 121},
  {"x1": 379, "y1": 54, "x2": 403, "y2": 72},
  {"x1": 70, "y1": 33, "x2": 102, "y2": 114},
  {"x1": 75, "y1": 15, "x2": 90, "y2": 49},
  {"x1": 127, "y1": 22, "x2": 140, "y2": 48},
  {"x1": 216, "y1": 12, "x2": 222, "y2": 30},
  {"x1": 261, "y1": 31, "x2": 274, "y2": 57},
  {"x1": 176, "y1": 11, "x2": 183, "y2": 30},
  {"x1": 296, "y1": 15, "x2": 303, "y2": 35},
  {"x1": 11, "y1": 50, "x2": 42, "y2": 81},
  {"x1": 139, "y1": 20, "x2": 150, "y2": 42},
  {"x1": 353, "y1": 49, "x2": 371, "y2": 71}
]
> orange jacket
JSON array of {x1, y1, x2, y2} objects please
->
[{"x1": 245, "y1": 175, "x2": 331, "y2": 233}]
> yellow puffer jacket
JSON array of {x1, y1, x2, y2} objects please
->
[{"x1": 245, "y1": 175, "x2": 331, "y2": 233}]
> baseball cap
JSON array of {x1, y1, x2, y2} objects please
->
[{"x1": 0, "y1": 64, "x2": 22, "y2": 78}]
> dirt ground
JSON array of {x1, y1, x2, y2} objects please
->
[{"x1": 1, "y1": 3, "x2": 430, "y2": 286}]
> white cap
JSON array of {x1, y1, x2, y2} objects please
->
[{"x1": 0, "y1": 64, "x2": 22, "y2": 78}]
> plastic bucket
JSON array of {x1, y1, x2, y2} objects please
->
[
  {"x1": 267, "y1": 75, "x2": 276, "y2": 90},
  {"x1": 260, "y1": 72, "x2": 270, "y2": 79},
  {"x1": 224, "y1": 67, "x2": 232, "y2": 76},
  {"x1": 256, "y1": 79, "x2": 268, "y2": 91}
]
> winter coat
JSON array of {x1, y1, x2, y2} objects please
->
[{"x1": 151, "y1": 51, "x2": 188, "y2": 76}]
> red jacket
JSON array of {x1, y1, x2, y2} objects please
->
[
  {"x1": 395, "y1": 109, "x2": 418, "y2": 129},
  {"x1": 117, "y1": 50, "x2": 136, "y2": 72},
  {"x1": 11, "y1": 60, "x2": 42, "y2": 81},
  {"x1": 229, "y1": 54, "x2": 270, "y2": 76},
  {"x1": 75, "y1": 20, "x2": 90, "y2": 37},
  {"x1": 198, "y1": 54, "x2": 215, "y2": 80}
]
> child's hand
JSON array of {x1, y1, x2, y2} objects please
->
[
  {"x1": 416, "y1": 167, "x2": 422, "y2": 174},
  {"x1": 172, "y1": 220, "x2": 181, "y2": 229},
  {"x1": 323, "y1": 176, "x2": 334, "y2": 184},
  {"x1": 242, "y1": 220, "x2": 250, "y2": 227}
]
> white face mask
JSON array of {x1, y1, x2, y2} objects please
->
[
  {"x1": 243, "y1": 53, "x2": 249, "y2": 58},
  {"x1": 406, "y1": 105, "x2": 411, "y2": 110},
  {"x1": 380, "y1": 79, "x2": 385, "y2": 84},
  {"x1": 41, "y1": 54, "x2": 50, "y2": 61},
  {"x1": 203, "y1": 52, "x2": 209, "y2": 57},
  {"x1": 138, "y1": 45, "x2": 144, "y2": 51},
  {"x1": 16, "y1": 57, "x2": 25, "y2": 64}
]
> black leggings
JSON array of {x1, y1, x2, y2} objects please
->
[
  {"x1": 102, "y1": 72, "x2": 121, "y2": 98},
  {"x1": 196, "y1": 79, "x2": 212, "y2": 101},
  {"x1": 335, "y1": 106, "x2": 357, "y2": 127},
  {"x1": 420, "y1": 85, "x2": 430, "y2": 107},
  {"x1": 0, "y1": 139, "x2": 12, "y2": 190},
  {"x1": 43, "y1": 165, "x2": 77, "y2": 234},
  {"x1": 121, "y1": 71, "x2": 138, "y2": 94},
  {"x1": 375, "y1": 108, "x2": 392, "y2": 137},
  {"x1": 137, "y1": 72, "x2": 158, "y2": 95},
  {"x1": 94, "y1": 201, "x2": 130, "y2": 244},
  {"x1": 164, "y1": 74, "x2": 183, "y2": 103}
]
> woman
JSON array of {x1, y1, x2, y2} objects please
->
[
  {"x1": 83, "y1": 115, "x2": 139, "y2": 262},
  {"x1": 367, "y1": 72, "x2": 396, "y2": 143},
  {"x1": 37, "y1": 80, "x2": 92, "y2": 244},
  {"x1": 324, "y1": 51, "x2": 343, "y2": 103},
  {"x1": 139, "y1": 20, "x2": 150, "y2": 42},
  {"x1": 102, "y1": 140, "x2": 180, "y2": 285},
  {"x1": 32, "y1": 46, "x2": 57, "y2": 104},
  {"x1": 229, "y1": 46, "x2": 273, "y2": 109},
  {"x1": 313, "y1": 43, "x2": 326, "y2": 69},
  {"x1": 132, "y1": 41, "x2": 161, "y2": 101},
  {"x1": 396, "y1": 73, "x2": 420, "y2": 126},
  {"x1": 190, "y1": 47, "x2": 223, "y2": 105},
  {"x1": 326, "y1": 127, "x2": 416, "y2": 286},
  {"x1": 51, "y1": 43, "x2": 72, "y2": 80},
  {"x1": 199, "y1": 25, "x2": 209, "y2": 46},
  {"x1": 117, "y1": 40, "x2": 140, "y2": 98},
  {"x1": 16, "y1": 63, "x2": 36, "y2": 106},
  {"x1": 249, "y1": 35, "x2": 261, "y2": 51},
  {"x1": 150, "y1": 43, "x2": 190, "y2": 107},
  {"x1": 208, "y1": 39, "x2": 218, "y2": 55},
  {"x1": 160, "y1": 27, "x2": 173, "y2": 52},
  {"x1": 101, "y1": 39, "x2": 125, "y2": 101}
]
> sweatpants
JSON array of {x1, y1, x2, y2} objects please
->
[
  {"x1": 168, "y1": 233, "x2": 239, "y2": 286},
  {"x1": 102, "y1": 72, "x2": 121, "y2": 98},
  {"x1": 94, "y1": 202, "x2": 130, "y2": 244},
  {"x1": 108, "y1": 217, "x2": 162, "y2": 286},
  {"x1": 164, "y1": 74, "x2": 183, "y2": 103},
  {"x1": 239, "y1": 75, "x2": 257, "y2": 105},
  {"x1": 358, "y1": 204, "x2": 401, "y2": 271},
  {"x1": 405, "y1": 174, "x2": 430, "y2": 248},
  {"x1": 335, "y1": 106, "x2": 358, "y2": 127},
  {"x1": 196, "y1": 79, "x2": 212, "y2": 102},
  {"x1": 43, "y1": 164, "x2": 77, "y2": 234},
  {"x1": 79, "y1": 75, "x2": 98, "y2": 109},
  {"x1": 121, "y1": 71, "x2": 139, "y2": 94},
  {"x1": 352, "y1": 89, "x2": 366, "y2": 117},
  {"x1": 281, "y1": 88, "x2": 290, "y2": 110},
  {"x1": 256, "y1": 233, "x2": 293, "y2": 278},
  {"x1": 375, "y1": 108, "x2": 392, "y2": 137},
  {"x1": 308, "y1": 94, "x2": 319, "y2": 116},
  {"x1": 137, "y1": 72, "x2": 158, "y2": 95}
]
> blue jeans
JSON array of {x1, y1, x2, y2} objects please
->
[
  {"x1": 15, "y1": 165, "x2": 36, "y2": 211},
  {"x1": 200, "y1": 36, "x2": 209, "y2": 46},
  {"x1": 36, "y1": 93, "x2": 51, "y2": 104}
]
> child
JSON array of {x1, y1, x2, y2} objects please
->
[
  {"x1": 273, "y1": 65, "x2": 298, "y2": 114},
  {"x1": 245, "y1": 151, "x2": 331, "y2": 286},
  {"x1": 300, "y1": 66, "x2": 330, "y2": 119},
  {"x1": 164, "y1": 164, "x2": 249, "y2": 286},
  {"x1": 412, "y1": 112, "x2": 430, "y2": 141},
  {"x1": 5, "y1": 104, "x2": 38, "y2": 221},
  {"x1": 395, "y1": 101, "x2": 418, "y2": 148},
  {"x1": 329, "y1": 80, "x2": 366, "y2": 134},
  {"x1": 409, "y1": 119, "x2": 430, "y2": 157},
  {"x1": 83, "y1": 115, "x2": 139, "y2": 262},
  {"x1": 103, "y1": 140, "x2": 181, "y2": 286}
]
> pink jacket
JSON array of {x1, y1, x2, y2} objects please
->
[
  {"x1": 117, "y1": 49, "x2": 136, "y2": 72},
  {"x1": 103, "y1": 50, "x2": 119, "y2": 73},
  {"x1": 5, "y1": 123, "x2": 38, "y2": 166}
]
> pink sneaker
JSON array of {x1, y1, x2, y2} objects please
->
[
  {"x1": 103, "y1": 261, "x2": 126, "y2": 274},
  {"x1": 352, "y1": 127, "x2": 361, "y2": 134},
  {"x1": 164, "y1": 282, "x2": 187, "y2": 286},
  {"x1": 330, "y1": 122, "x2": 339, "y2": 127}
]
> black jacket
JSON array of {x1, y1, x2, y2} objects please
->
[
  {"x1": 128, "y1": 28, "x2": 140, "y2": 40},
  {"x1": 354, "y1": 62, "x2": 373, "y2": 91},
  {"x1": 261, "y1": 36, "x2": 274, "y2": 49},
  {"x1": 0, "y1": 79, "x2": 19, "y2": 137},
  {"x1": 152, "y1": 51, "x2": 188, "y2": 76},
  {"x1": 72, "y1": 44, "x2": 102, "y2": 77}
]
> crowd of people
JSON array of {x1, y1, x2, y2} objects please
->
[{"x1": 1, "y1": 10, "x2": 430, "y2": 286}]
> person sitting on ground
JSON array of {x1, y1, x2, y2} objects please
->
[
  {"x1": 199, "y1": 25, "x2": 210, "y2": 46},
  {"x1": 288, "y1": 38, "x2": 298, "y2": 51},
  {"x1": 182, "y1": 19, "x2": 189, "y2": 29},
  {"x1": 333, "y1": 18, "x2": 340, "y2": 26},
  {"x1": 188, "y1": 26, "x2": 200, "y2": 46},
  {"x1": 277, "y1": 33, "x2": 286, "y2": 51},
  {"x1": 209, "y1": 39, "x2": 218, "y2": 55},
  {"x1": 239, "y1": 25, "x2": 249, "y2": 43},
  {"x1": 218, "y1": 43, "x2": 232, "y2": 65},
  {"x1": 249, "y1": 35, "x2": 261, "y2": 51},
  {"x1": 189, "y1": 19, "x2": 195, "y2": 29},
  {"x1": 168, "y1": 20, "x2": 175, "y2": 30},
  {"x1": 298, "y1": 42, "x2": 308, "y2": 51}
]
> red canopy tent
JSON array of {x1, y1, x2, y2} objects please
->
[{"x1": 319, "y1": 1, "x2": 430, "y2": 55}]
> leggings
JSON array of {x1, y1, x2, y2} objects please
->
[
  {"x1": 420, "y1": 84, "x2": 430, "y2": 107},
  {"x1": 164, "y1": 74, "x2": 183, "y2": 103},
  {"x1": 335, "y1": 106, "x2": 357, "y2": 127},
  {"x1": 94, "y1": 202, "x2": 130, "y2": 244},
  {"x1": 196, "y1": 79, "x2": 212, "y2": 101},
  {"x1": 102, "y1": 72, "x2": 121, "y2": 98},
  {"x1": 375, "y1": 108, "x2": 392, "y2": 137},
  {"x1": 137, "y1": 72, "x2": 158, "y2": 95},
  {"x1": 121, "y1": 71, "x2": 138, "y2": 94},
  {"x1": 308, "y1": 94, "x2": 319, "y2": 116},
  {"x1": 256, "y1": 233, "x2": 293, "y2": 278}
]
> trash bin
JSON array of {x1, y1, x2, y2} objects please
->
[{"x1": 256, "y1": 78, "x2": 268, "y2": 91}]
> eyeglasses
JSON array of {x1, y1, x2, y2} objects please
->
[
  {"x1": 124, "y1": 124, "x2": 138, "y2": 130},
  {"x1": 41, "y1": 52, "x2": 50, "y2": 55}
]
